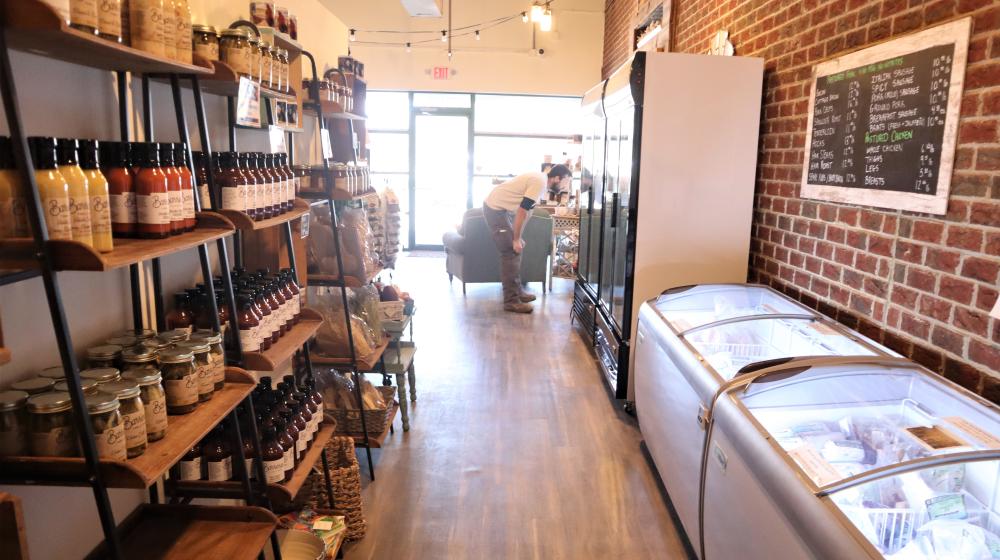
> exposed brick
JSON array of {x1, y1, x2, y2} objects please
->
[
  {"x1": 931, "y1": 325, "x2": 965, "y2": 356},
  {"x1": 969, "y1": 340, "x2": 1000, "y2": 372},
  {"x1": 925, "y1": 248, "x2": 961, "y2": 274},
  {"x1": 946, "y1": 226, "x2": 985, "y2": 251},
  {"x1": 970, "y1": 202, "x2": 1000, "y2": 227},
  {"x1": 939, "y1": 276, "x2": 976, "y2": 304},
  {"x1": 946, "y1": 359, "x2": 984, "y2": 393},
  {"x1": 955, "y1": 307, "x2": 990, "y2": 335},
  {"x1": 919, "y1": 295, "x2": 953, "y2": 322},
  {"x1": 912, "y1": 220, "x2": 945, "y2": 243},
  {"x1": 963, "y1": 257, "x2": 1000, "y2": 283},
  {"x1": 911, "y1": 343, "x2": 945, "y2": 373}
]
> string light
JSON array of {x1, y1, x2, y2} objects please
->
[
  {"x1": 530, "y1": 3, "x2": 544, "y2": 22},
  {"x1": 475, "y1": 30, "x2": 480, "y2": 40},
  {"x1": 406, "y1": 42, "x2": 411, "y2": 52},
  {"x1": 441, "y1": 30, "x2": 448, "y2": 42},
  {"x1": 539, "y1": 7, "x2": 552, "y2": 32},
  {"x1": 521, "y1": 11, "x2": 529, "y2": 22},
  {"x1": 349, "y1": 28, "x2": 356, "y2": 42}
]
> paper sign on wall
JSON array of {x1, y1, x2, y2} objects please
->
[
  {"x1": 321, "y1": 129, "x2": 333, "y2": 160},
  {"x1": 268, "y1": 125, "x2": 286, "y2": 153},
  {"x1": 236, "y1": 77, "x2": 261, "y2": 128},
  {"x1": 991, "y1": 296, "x2": 1000, "y2": 321}
]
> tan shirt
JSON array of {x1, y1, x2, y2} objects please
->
[{"x1": 484, "y1": 172, "x2": 546, "y2": 212}]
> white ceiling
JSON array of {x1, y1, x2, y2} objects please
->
[{"x1": 322, "y1": 0, "x2": 603, "y2": 28}]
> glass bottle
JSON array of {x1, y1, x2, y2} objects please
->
[
  {"x1": 70, "y1": 0, "x2": 99, "y2": 34},
  {"x1": 260, "y1": 423, "x2": 286, "y2": 483},
  {"x1": 160, "y1": 0, "x2": 176, "y2": 60},
  {"x1": 256, "y1": 282, "x2": 280, "y2": 343},
  {"x1": 98, "y1": 0, "x2": 123, "y2": 42},
  {"x1": 219, "y1": 28, "x2": 252, "y2": 78},
  {"x1": 129, "y1": 0, "x2": 166, "y2": 57},
  {"x1": 243, "y1": 287, "x2": 269, "y2": 351},
  {"x1": 258, "y1": 153, "x2": 278, "y2": 218},
  {"x1": 135, "y1": 143, "x2": 171, "y2": 239},
  {"x1": 281, "y1": 268, "x2": 301, "y2": 325},
  {"x1": 100, "y1": 380, "x2": 147, "y2": 458},
  {"x1": 280, "y1": 154, "x2": 295, "y2": 211},
  {"x1": 238, "y1": 152, "x2": 261, "y2": 220},
  {"x1": 103, "y1": 141, "x2": 137, "y2": 238},
  {"x1": 56, "y1": 138, "x2": 94, "y2": 248},
  {"x1": 166, "y1": 291, "x2": 195, "y2": 332},
  {"x1": 248, "y1": 152, "x2": 271, "y2": 219},
  {"x1": 175, "y1": 144, "x2": 196, "y2": 231},
  {"x1": 86, "y1": 392, "x2": 126, "y2": 460},
  {"x1": 273, "y1": 416, "x2": 295, "y2": 479},
  {"x1": 177, "y1": 441, "x2": 202, "y2": 480},
  {"x1": 260, "y1": 40, "x2": 273, "y2": 89},
  {"x1": 234, "y1": 406, "x2": 255, "y2": 481},
  {"x1": 0, "y1": 137, "x2": 28, "y2": 239},
  {"x1": 78, "y1": 139, "x2": 113, "y2": 253},
  {"x1": 269, "y1": 278, "x2": 289, "y2": 336},
  {"x1": 27, "y1": 137, "x2": 72, "y2": 240},
  {"x1": 216, "y1": 151, "x2": 247, "y2": 215},
  {"x1": 159, "y1": 142, "x2": 184, "y2": 235},
  {"x1": 0, "y1": 390, "x2": 29, "y2": 457},
  {"x1": 283, "y1": 403, "x2": 306, "y2": 460},
  {"x1": 236, "y1": 294, "x2": 261, "y2": 352},
  {"x1": 202, "y1": 425, "x2": 232, "y2": 481},
  {"x1": 173, "y1": 0, "x2": 192, "y2": 64}
]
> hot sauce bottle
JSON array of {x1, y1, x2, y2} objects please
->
[
  {"x1": 104, "y1": 141, "x2": 137, "y2": 238},
  {"x1": 27, "y1": 137, "x2": 72, "y2": 240},
  {"x1": 78, "y1": 139, "x2": 114, "y2": 253},
  {"x1": 135, "y1": 143, "x2": 171, "y2": 239},
  {"x1": 0, "y1": 137, "x2": 28, "y2": 238},
  {"x1": 159, "y1": 143, "x2": 184, "y2": 235},
  {"x1": 175, "y1": 144, "x2": 196, "y2": 231},
  {"x1": 193, "y1": 151, "x2": 211, "y2": 210},
  {"x1": 57, "y1": 138, "x2": 95, "y2": 248}
]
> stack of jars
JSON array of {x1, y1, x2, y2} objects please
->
[
  {"x1": 197, "y1": 151, "x2": 297, "y2": 220},
  {"x1": 174, "y1": 375, "x2": 322, "y2": 483},
  {"x1": 213, "y1": 27, "x2": 291, "y2": 94},
  {"x1": 61, "y1": 0, "x2": 194, "y2": 64},
  {"x1": 301, "y1": 77, "x2": 353, "y2": 113},
  {"x1": 249, "y1": 2, "x2": 298, "y2": 40},
  {"x1": 329, "y1": 161, "x2": 370, "y2": 196}
]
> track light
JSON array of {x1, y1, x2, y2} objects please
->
[
  {"x1": 441, "y1": 30, "x2": 447, "y2": 42},
  {"x1": 448, "y1": 50, "x2": 453, "y2": 60},
  {"x1": 475, "y1": 30, "x2": 480, "y2": 40},
  {"x1": 530, "y1": 3, "x2": 544, "y2": 22},
  {"x1": 521, "y1": 11, "x2": 528, "y2": 22},
  {"x1": 406, "y1": 42, "x2": 411, "y2": 52},
  {"x1": 349, "y1": 29, "x2": 356, "y2": 42},
  {"x1": 539, "y1": 8, "x2": 552, "y2": 32}
]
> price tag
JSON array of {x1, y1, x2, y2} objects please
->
[
  {"x1": 312, "y1": 519, "x2": 334, "y2": 531},
  {"x1": 321, "y1": 128, "x2": 333, "y2": 160},
  {"x1": 268, "y1": 125, "x2": 286, "y2": 153},
  {"x1": 236, "y1": 77, "x2": 261, "y2": 128},
  {"x1": 300, "y1": 213, "x2": 310, "y2": 238}
]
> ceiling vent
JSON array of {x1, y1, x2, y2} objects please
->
[{"x1": 400, "y1": 0, "x2": 443, "y2": 17}]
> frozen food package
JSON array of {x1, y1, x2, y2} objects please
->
[
  {"x1": 822, "y1": 440, "x2": 866, "y2": 463},
  {"x1": 891, "y1": 520, "x2": 997, "y2": 559}
]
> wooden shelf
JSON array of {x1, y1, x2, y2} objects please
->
[
  {"x1": 302, "y1": 100, "x2": 366, "y2": 120},
  {"x1": 220, "y1": 198, "x2": 310, "y2": 231},
  {"x1": 348, "y1": 403, "x2": 398, "y2": 449},
  {"x1": 4, "y1": 0, "x2": 213, "y2": 75},
  {"x1": 298, "y1": 187, "x2": 378, "y2": 202},
  {"x1": 311, "y1": 338, "x2": 388, "y2": 372},
  {"x1": 173, "y1": 420, "x2": 336, "y2": 505},
  {"x1": 85, "y1": 504, "x2": 276, "y2": 560},
  {"x1": 0, "y1": 212, "x2": 234, "y2": 272},
  {"x1": 187, "y1": 59, "x2": 297, "y2": 101},
  {"x1": 242, "y1": 308, "x2": 323, "y2": 371},
  {"x1": 0, "y1": 368, "x2": 255, "y2": 488},
  {"x1": 258, "y1": 27, "x2": 303, "y2": 54},
  {"x1": 308, "y1": 264, "x2": 383, "y2": 289}
]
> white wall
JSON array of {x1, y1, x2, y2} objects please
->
[
  {"x1": 324, "y1": 0, "x2": 604, "y2": 96},
  {"x1": 0, "y1": 2, "x2": 348, "y2": 558}
]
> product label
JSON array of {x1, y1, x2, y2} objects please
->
[
  {"x1": 178, "y1": 457, "x2": 202, "y2": 480},
  {"x1": 292, "y1": 294, "x2": 301, "y2": 318},
  {"x1": 244, "y1": 458, "x2": 256, "y2": 480},
  {"x1": 97, "y1": 0, "x2": 122, "y2": 36},
  {"x1": 295, "y1": 434, "x2": 306, "y2": 456},
  {"x1": 110, "y1": 192, "x2": 136, "y2": 225},
  {"x1": 90, "y1": 194, "x2": 112, "y2": 235},
  {"x1": 181, "y1": 188, "x2": 195, "y2": 220},
  {"x1": 175, "y1": 7, "x2": 192, "y2": 54},
  {"x1": 97, "y1": 423, "x2": 128, "y2": 460},
  {"x1": 70, "y1": 0, "x2": 99, "y2": 28},
  {"x1": 194, "y1": 41, "x2": 219, "y2": 62},
  {"x1": 130, "y1": 3, "x2": 165, "y2": 54},
  {"x1": 264, "y1": 458, "x2": 285, "y2": 483},
  {"x1": 207, "y1": 351, "x2": 226, "y2": 386},
  {"x1": 221, "y1": 185, "x2": 246, "y2": 212},
  {"x1": 168, "y1": 189, "x2": 183, "y2": 224},
  {"x1": 282, "y1": 448, "x2": 293, "y2": 474},
  {"x1": 240, "y1": 327, "x2": 260, "y2": 352},
  {"x1": 207, "y1": 456, "x2": 232, "y2": 481},
  {"x1": 137, "y1": 192, "x2": 171, "y2": 226},
  {"x1": 198, "y1": 183, "x2": 212, "y2": 209},
  {"x1": 334, "y1": 175, "x2": 348, "y2": 192},
  {"x1": 122, "y1": 409, "x2": 147, "y2": 450},
  {"x1": 195, "y1": 363, "x2": 213, "y2": 396},
  {"x1": 30, "y1": 426, "x2": 76, "y2": 456},
  {"x1": 164, "y1": 374, "x2": 199, "y2": 407},
  {"x1": 160, "y1": 9, "x2": 175, "y2": 55},
  {"x1": 10, "y1": 196, "x2": 29, "y2": 237},
  {"x1": 45, "y1": 194, "x2": 72, "y2": 240},
  {"x1": 926, "y1": 494, "x2": 968, "y2": 520},
  {"x1": 222, "y1": 45, "x2": 250, "y2": 75},
  {"x1": 0, "y1": 427, "x2": 27, "y2": 456},
  {"x1": 293, "y1": 176, "x2": 301, "y2": 195},
  {"x1": 69, "y1": 194, "x2": 92, "y2": 240},
  {"x1": 146, "y1": 393, "x2": 168, "y2": 433}
]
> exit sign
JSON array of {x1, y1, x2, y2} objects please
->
[{"x1": 432, "y1": 66, "x2": 450, "y2": 80}]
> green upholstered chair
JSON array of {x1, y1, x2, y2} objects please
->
[{"x1": 442, "y1": 207, "x2": 553, "y2": 294}]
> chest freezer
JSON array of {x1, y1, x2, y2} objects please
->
[
  {"x1": 704, "y1": 358, "x2": 1000, "y2": 560},
  {"x1": 633, "y1": 284, "x2": 891, "y2": 554}
]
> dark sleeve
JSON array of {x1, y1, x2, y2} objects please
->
[{"x1": 519, "y1": 196, "x2": 536, "y2": 211}]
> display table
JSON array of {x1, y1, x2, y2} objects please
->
[{"x1": 375, "y1": 311, "x2": 416, "y2": 431}]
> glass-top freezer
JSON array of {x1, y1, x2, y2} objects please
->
[
  {"x1": 654, "y1": 284, "x2": 815, "y2": 332},
  {"x1": 736, "y1": 364, "x2": 1000, "y2": 490}
]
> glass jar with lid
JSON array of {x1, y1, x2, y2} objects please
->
[
  {"x1": 137, "y1": 337, "x2": 172, "y2": 361},
  {"x1": 54, "y1": 379, "x2": 101, "y2": 395},
  {"x1": 38, "y1": 366, "x2": 65, "y2": 380},
  {"x1": 27, "y1": 392, "x2": 77, "y2": 457},
  {"x1": 106, "y1": 335, "x2": 140, "y2": 349},
  {"x1": 190, "y1": 332, "x2": 226, "y2": 391},
  {"x1": 277, "y1": 49, "x2": 290, "y2": 93},
  {"x1": 159, "y1": 329, "x2": 190, "y2": 345},
  {"x1": 122, "y1": 370, "x2": 167, "y2": 441},
  {"x1": 160, "y1": 348, "x2": 198, "y2": 415},
  {"x1": 220, "y1": 28, "x2": 252, "y2": 78},
  {"x1": 0, "y1": 390, "x2": 29, "y2": 456},
  {"x1": 117, "y1": 328, "x2": 157, "y2": 342},
  {"x1": 85, "y1": 392, "x2": 126, "y2": 460},
  {"x1": 332, "y1": 164, "x2": 348, "y2": 194},
  {"x1": 100, "y1": 380, "x2": 147, "y2": 458},
  {"x1": 80, "y1": 367, "x2": 121, "y2": 386},
  {"x1": 11, "y1": 377, "x2": 55, "y2": 395},
  {"x1": 87, "y1": 344, "x2": 123, "y2": 369},
  {"x1": 121, "y1": 347, "x2": 160, "y2": 380},
  {"x1": 247, "y1": 35, "x2": 262, "y2": 84},
  {"x1": 174, "y1": 341, "x2": 213, "y2": 402},
  {"x1": 192, "y1": 25, "x2": 220, "y2": 62},
  {"x1": 260, "y1": 41, "x2": 274, "y2": 89}
]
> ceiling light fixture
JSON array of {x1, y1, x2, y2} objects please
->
[
  {"x1": 475, "y1": 30, "x2": 481, "y2": 40},
  {"x1": 441, "y1": 30, "x2": 447, "y2": 42},
  {"x1": 521, "y1": 11, "x2": 529, "y2": 23},
  {"x1": 539, "y1": 8, "x2": 552, "y2": 32},
  {"x1": 530, "y1": 3, "x2": 544, "y2": 22},
  {"x1": 349, "y1": 29, "x2": 356, "y2": 42},
  {"x1": 406, "y1": 42, "x2": 411, "y2": 52}
]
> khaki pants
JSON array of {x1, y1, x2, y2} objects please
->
[{"x1": 482, "y1": 204, "x2": 525, "y2": 304}]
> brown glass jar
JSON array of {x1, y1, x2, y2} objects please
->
[
  {"x1": 100, "y1": 380, "x2": 147, "y2": 458},
  {"x1": 80, "y1": 367, "x2": 121, "y2": 386},
  {"x1": 122, "y1": 370, "x2": 167, "y2": 441},
  {"x1": 236, "y1": 294, "x2": 261, "y2": 352},
  {"x1": 177, "y1": 442, "x2": 202, "y2": 480},
  {"x1": 220, "y1": 28, "x2": 252, "y2": 78},
  {"x1": 54, "y1": 379, "x2": 101, "y2": 395},
  {"x1": 260, "y1": 423, "x2": 286, "y2": 483},
  {"x1": 174, "y1": 341, "x2": 213, "y2": 402},
  {"x1": 27, "y1": 392, "x2": 77, "y2": 457},
  {"x1": 11, "y1": 377, "x2": 55, "y2": 395},
  {"x1": 160, "y1": 349, "x2": 198, "y2": 414},
  {"x1": 274, "y1": 417, "x2": 295, "y2": 479},
  {"x1": 0, "y1": 390, "x2": 29, "y2": 457},
  {"x1": 87, "y1": 344, "x2": 123, "y2": 369},
  {"x1": 190, "y1": 331, "x2": 226, "y2": 390},
  {"x1": 192, "y1": 24, "x2": 219, "y2": 62}
]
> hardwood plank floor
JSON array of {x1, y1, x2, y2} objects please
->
[{"x1": 344, "y1": 254, "x2": 692, "y2": 560}]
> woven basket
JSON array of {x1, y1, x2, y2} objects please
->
[
  {"x1": 304, "y1": 436, "x2": 367, "y2": 541},
  {"x1": 328, "y1": 386, "x2": 395, "y2": 436}
]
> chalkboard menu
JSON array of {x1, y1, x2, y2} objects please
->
[{"x1": 801, "y1": 18, "x2": 970, "y2": 215}]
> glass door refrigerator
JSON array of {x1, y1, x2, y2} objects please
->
[
  {"x1": 573, "y1": 81, "x2": 607, "y2": 345},
  {"x1": 572, "y1": 51, "x2": 764, "y2": 403}
]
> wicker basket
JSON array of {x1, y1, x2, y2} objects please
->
[
  {"x1": 303, "y1": 436, "x2": 367, "y2": 541},
  {"x1": 328, "y1": 386, "x2": 395, "y2": 436}
]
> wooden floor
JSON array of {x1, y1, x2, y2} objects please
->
[{"x1": 344, "y1": 254, "x2": 692, "y2": 560}]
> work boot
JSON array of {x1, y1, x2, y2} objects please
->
[
  {"x1": 504, "y1": 302, "x2": 533, "y2": 314},
  {"x1": 519, "y1": 292, "x2": 537, "y2": 303}
]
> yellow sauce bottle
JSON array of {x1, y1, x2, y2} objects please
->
[
  {"x1": 57, "y1": 138, "x2": 94, "y2": 248},
  {"x1": 27, "y1": 137, "x2": 72, "y2": 240},
  {"x1": 0, "y1": 137, "x2": 28, "y2": 238},
  {"x1": 79, "y1": 139, "x2": 114, "y2": 253}
]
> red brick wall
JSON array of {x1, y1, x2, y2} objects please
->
[{"x1": 603, "y1": 1, "x2": 1000, "y2": 389}]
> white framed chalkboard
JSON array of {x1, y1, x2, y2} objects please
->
[{"x1": 801, "y1": 18, "x2": 970, "y2": 215}]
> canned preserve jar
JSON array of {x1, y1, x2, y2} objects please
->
[
  {"x1": 27, "y1": 392, "x2": 77, "y2": 457},
  {"x1": 121, "y1": 347, "x2": 160, "y2": 380},
  {"x1": 160, "y1": 348, "x2": 198, "y2": 414},
  {"x1": 100, "y1": 380, "x2": 147, "y2": 458},
  {"x1": 80, "y1": 367, "x2": 121, "y2": 385},
  {"x1": 220, "y1": 28, "x2": 252, "y2": 78},
  {"x1": 11, "y1": 377, "x2": 55, "y2": 395},
  {"x1": 190, "y1": 331, "x2": 226, "y2": 390},
  {"x1": 122, "y1": 370, "x2": 168, "y2": 441},
  {"x1": 87, "y1": 344, "x2": 123, "y2": 369},
  {"x1": 54, "y1": 379, "x2": 101, "y2": 395},
  {"x1": 192, "y1": 25, "x2": 220, "y2": 62},
  {"x1": 86, "y1": 392, "x2": 126, "y2": 460},
  {"x1": 38, "y1": 366, "x2": 66, "y2": 380},
  {"x1": 0, "y1": 391, "x2": 29, "y2": 456},
  {"x1": 174, "y1": 340, "x2": 214, "y2": 402}
]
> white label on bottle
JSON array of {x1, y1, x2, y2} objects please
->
[
  {"x1": 90, "y1": 194, "x2": 112, "y2": 235},
  {"x1": 30, "y1": 426, "x2": 77, "y2": 456},
  {"x1": 122, "y1": 409, "x2": 148, "y2": 450},
  {"x1": 137, "y1": 192, "x2": 171, "y2": 225},
  {"x1": 146, "y1": 393, "x2": 168, "y2": 433},
  {"x1": 264, "y1": 458, "x2": 284, "y2": 483},
  {"x1": 207, "y1": 457, "x2": 232, "y2": 481},
  {"x1": 70, "y1": 0, "x2": 99, "y2": 28},
  {"x1": 69, "y1": 193, "x2": 92, "y2": 241},
  {"x1": 0, "y1": 427, "x2": 27, "y2": 456},
  {"x1": 282, "y1": 448, "x2": 293, "y2": 474},
  {"x1": 178, "y1": 457, "x2": 202, "y2": 480},
  {"x1": 110, "y1": 192, "x2": 136, "y2": 225},
  {"x1": 97, "y1": 423, "x2": 128, "y2": 460},
  {"x1": 293, "y1": 176, "x2": 301, "y2": 196},
  {"x1": 98, "y1": 0, "x2": 122, "y2": 36},
  {"x1": 164, "y1": 374, "x2": 198, "y2": 407},
  {"x1": 221, "y1": 185, "x2": 246, "y2": 212},
  {"x1": 292, "y1": 294, "x2": 301, "y2": 317},
  {"x1": 44, "y1": 194, "x2": 72, "y2": 240},
  {"x1": 181, "y1": 188, "x2": 195, "y2": 221},
  {"x1": 240, "y1": 327, "x2": 260, "y2": 352},
  {"x1": 295, "y1": 434, "x2": 306, "y2": 456},
  {"x1": 208, "y1": 351, "x2": 226, "y2": 385},
  {"x1": 268, "y1": 181, "x2": 277, "y2": 208},
  {"x1": 195, "y1": 363, "x2": 213, "y2": 396},
  {"x1": 130, "y1": 3, "x2": 165, "y2": 55},
  {"x1": 168, "y1": 189, "x2": 183, "y2": 224},
  {"x1": 244, "y1": 458, "x2": 255, "y2": 480},
  {"x1": 198, "y1": 183, "x2": 212, "y2": 209}
]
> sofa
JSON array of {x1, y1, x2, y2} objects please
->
[{"x1": 442, "y1": 207, "x2": 553, "y2": 294}]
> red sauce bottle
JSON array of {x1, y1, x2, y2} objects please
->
[
  {"x1": 103, "y1": 141, "x2": 137, "y2": 238},
  {"x1": 135, "y1": 143, "x2": 171, "y2": 239},
  {"x1": 175, "y1": 144, "x2": 196, "y2": 231},
  {"x1": 159, "y1": 143, "x2": 184, "y2": 235}
]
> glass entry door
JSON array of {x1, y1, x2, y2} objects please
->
[{"x1": 413, "y1": 110, "x2": 471, "y2": 248}]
